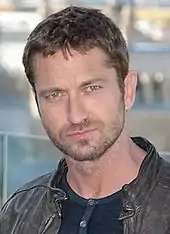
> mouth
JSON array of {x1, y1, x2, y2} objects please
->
[{"x1": 67, "y1": 129, "x2": 96, "y2": 138}]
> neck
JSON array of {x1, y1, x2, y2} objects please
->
[{"x1": 66, "y1": 133, "x2": 146, "y2": 199}]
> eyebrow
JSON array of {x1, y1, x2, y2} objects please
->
[
  {"x1": 38, "y1": 78, "x2": 106, "y2": 97},
  {"x1": 80, "y1": 78, "x2": 107, "y2": 87}
]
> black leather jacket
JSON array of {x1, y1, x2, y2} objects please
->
[{"x1": 1, "y1": 137, "x2": 170, "y2": 234}]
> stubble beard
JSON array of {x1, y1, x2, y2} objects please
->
[{"x1": 42, "y1": 104, "x2": 125, "y2": 162}]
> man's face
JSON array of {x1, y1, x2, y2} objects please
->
[{"x1": 34, "y1": 48, "x2": 134, "y2": 162}]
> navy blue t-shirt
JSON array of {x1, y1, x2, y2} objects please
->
[{"x1": 58, "y1": 173, "x2": 123, "y2": 234}]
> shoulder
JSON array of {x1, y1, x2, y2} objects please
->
[
  {"x1": 157, "y1": 156, "x2": 170, "y2": 189},
  {"x1": 13, "y1": 170, "x2": 54, "y2": 195},
  {"x1": 0, "y1": 171, "x2": 54, "y2": 213},
  {"x1": 17, "y1": 171, "x2": 54, "y2": 191},
  {"x1": 0, "y1": 171, "x2": 56, "y2": 233}
]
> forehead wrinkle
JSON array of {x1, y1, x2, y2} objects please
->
[{"x1": 33, "y1": 48, "x2": 115, "y2": 90}]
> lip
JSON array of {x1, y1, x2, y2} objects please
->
[{"x1": 67, "y1": 129, "x2": 96, "y2": 137}]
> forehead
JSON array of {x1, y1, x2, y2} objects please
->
[
  {"x1": 34, "y1": 47, "x2": 111, "y2": 71},
  {"x1": 33, "y1": 47, "x2": 117, "y2": 88}
]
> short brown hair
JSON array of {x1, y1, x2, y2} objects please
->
[{"x1": 22, "y1": 6, "x2": 129, "y2": 92}]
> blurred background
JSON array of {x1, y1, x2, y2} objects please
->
[{"x1": 0, "y1": 0, "x2": 170, "y2": 206}]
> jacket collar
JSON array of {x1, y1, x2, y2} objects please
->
[
  {"x1": 119, "y1": 137, "x2": 163, "y2": 220},
  {"x1": 47, "y1": 137, "x2": 163, "y2": 219},
  {"x1": 48, "y1": 158, "x2": 68, "y2": 201}
]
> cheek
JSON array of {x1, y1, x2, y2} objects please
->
[
  {"x1": 85, "y1": 92, "x2": 119, "y2": 115},
  {"x1": 39, "y1": 103, "x2": 66, "y2": 128}
]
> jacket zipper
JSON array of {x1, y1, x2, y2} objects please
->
[{"x1": 39, "y1": 214, "x2": 56, "y2": 234}]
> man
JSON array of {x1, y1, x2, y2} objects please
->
[{"x1": 0, "y1": 5, "x2": 170, "y2": 234}]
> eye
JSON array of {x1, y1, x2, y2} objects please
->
[
  {"x1": 85, "y1": 85, "x2": 102, "y2": 92},
  {"x1": 45, "y1": 91, "x2": 62, "y2": 100}
]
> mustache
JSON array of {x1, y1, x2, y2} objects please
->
[
  {"x1": 66, "y1": 120, "x2": 90, "y2": 132},
  {"x1": 62, "y1": 119, "x2": 101, "y2": 135}
]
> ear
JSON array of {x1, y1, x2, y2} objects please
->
[{"x1": 124, "y1": 70, "x2": 137, "y2": 111}]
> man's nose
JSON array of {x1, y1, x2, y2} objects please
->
[{"x1": 67, "y1": 95, "x2": 88, "y2": 124}]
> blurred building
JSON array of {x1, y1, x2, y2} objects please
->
[
  {"x1": 0, "y1": 0, "x2": 170, "y2": 206},
  {"x1": 0, "y1": 0, "x2": 169, "y2": 144}
]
